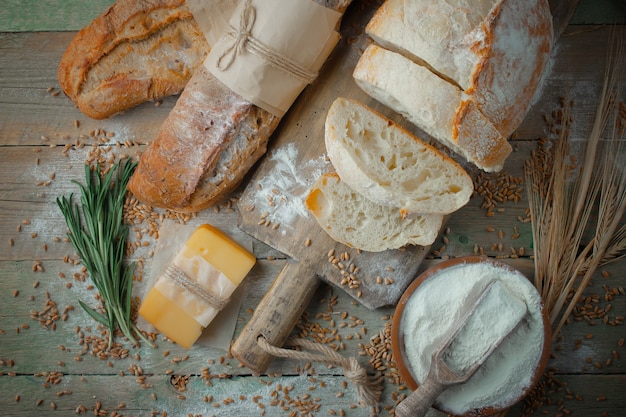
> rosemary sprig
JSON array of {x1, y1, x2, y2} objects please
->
[{"x1": 57, "y1": 160, "x2": 153, "y2": 349}]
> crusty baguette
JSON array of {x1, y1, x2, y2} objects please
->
[
  {"x1": 128, "y1": 0, "x2": 353, "y2": 212},
  {"x1": 127, "y1": 66, "x2": 280, "y2": 212},
  {"x1": 58, "y1": 0, "x2": 209, "y2": 120},
  {"x1": 305, "y1": 173, "x2": 443, "y2": 252},
  {"x1": 355, "y1": 0, "x2": 553, "y2": 172},
  {"x1": 325, "y1": 98, "x2": 473, "y2": 215}
]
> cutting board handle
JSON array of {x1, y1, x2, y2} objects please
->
[{"x1": 231, "y1": 259, "x2": 320, "y2": 374}]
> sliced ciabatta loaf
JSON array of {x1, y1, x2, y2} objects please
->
[
  {"x1": 366, "y1": 0, "x2": 499, "y2": 92},
  {"x1": 354, "y1": 44, "x2": 511, "y2": 172},
  {"x1": 58, "y1": 0, "x2": 209, "y2": 120},
  {"x1": 355, "y1": 0, "x2": 553, "y2": 172},
  {"x1": 305, "y1": 173, "x2": 443, "y2": 252},
  {"x1": 325, "y1": 98, "x2": 473, "y2": 215}
]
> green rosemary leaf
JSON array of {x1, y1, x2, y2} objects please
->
[
  {"x1": 78, "y1": 300, "x2": 109, "y2": 327},
  {"x1": 57, "y1": 160, "x2": 153, "y2": 349}
]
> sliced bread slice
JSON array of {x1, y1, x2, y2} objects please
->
[
  {"x1": 365, "y1": 0, "x2": 499, "y2": 92},
  {"x1": 325, "y1": 97, "x2": 473, "y2": 215},
  {"x1": 305, "y1": 173, "x2": 443, "y2": 252},
  {"x1": 359, "y1": 0, "x2": 552, "y2": 172},
  {"x1": 353, "y1": 45, "x2": 512, "y2": 172},
  {"x1": 365, "y1": 0, "x2": 553, "y2": 141}
]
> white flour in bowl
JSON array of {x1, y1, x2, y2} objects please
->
[
  {"x1": 441, "y1": 280, "x2": 528, "y2": 376},
  {"x1": 401, "y1": 261, "x2": 545, "y2": 415}
]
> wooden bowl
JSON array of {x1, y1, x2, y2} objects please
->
[{"x1": 391, "y1": 256, "x2": 551, "y2": 416}]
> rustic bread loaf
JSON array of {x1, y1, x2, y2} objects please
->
[
  {"x1": 353, "y1": 45, "x2": 512, "y2": 172},
  {"x1": 127, "y1": 66, "x2": 280, "y2": 212},
  {"x1": 306, "y1": 173, "x2": 443, "y2": 252},
  {"x1": 354, "y1": 0, "x2": 553, "y2": 172},
  {"x1": 128, "y1": 0, "x2": 353, "y2": 212},
  {"x1": 58, "y1": 0, "x2": 209, "y2": 120},
  {"x1": 325, "y1": 98, "x2": 473, "y2": 215}
]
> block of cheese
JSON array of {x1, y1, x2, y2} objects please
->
[{"x1": 139, "y1": 224, "x2": 256, "y2": 348}]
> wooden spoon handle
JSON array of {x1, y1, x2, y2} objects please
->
[
  {"x1": 230, "y1": 260, "x2": 320, "y2": 374},
  {"x1": 395, "y1": 376, "x2": 445, "y2": 417}
]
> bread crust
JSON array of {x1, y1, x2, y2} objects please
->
[
  {"x1": 353, "y1": 44, "x2": 512, "y2": 172},
  {"x1": 366, "y1": 0, "x2": 499, "y2": 90},
  {"x1": 128, "y1": 0, "x2": 352, "y2": 212},
  {"x1": 358, "y1": 0, "x2": 552, "y2": 172},
  {"x1": 306, "y1": 172, "x2": 444, "y2": 252},
  {"x1": 469, "y1": 0, "x2": 553, "y2": 137},
  {"x1": 127, "y1": 66, "x2": 279, "y2": 212},
  {"x1": 325, "y1": 98, "x2": 473, "y2": 215},
  {"x1": 58, "y1": 0, "x2": 209, "y2": 119}
]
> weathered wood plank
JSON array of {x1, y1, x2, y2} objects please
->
[
  {"x1": 0, "y1": 32, "x2": 176, "y2": 146},
  {"x1": 0, "y1": 144, "x2": 285, "y2": 262},
  {"x1": 0, "y1": 0, "x2": 624, "y2": 33},
  {"x1": 0, "y1": 141, "x2": 535, "y2": 265},
  {"x1": 0, "y1": 373, "x2": 382, "y2": 417},
  {"x1": 1, "y1": 254, "x2": 623, "y2": 374},
  {"x1": 571, "y1": 0, "x2": 626, "y2": 24},
  {"x1": 506, "y1": 374, "x2": 626, "y2": 417},
  {"x1": 2, "y1": 25, "x2": 626, "y2": 147},
  {"x1": 1, "y1": 1, "x2": 626, "y2": 416},
  {"x1": 1, "y1": 263, "x2": 624, "y2": 417},
  {"x1": 2, "y1": 372, "x2": 623, "y2": 417},
  {"x1": 0, "y1": 0, "x2": 115, "y2": 32}
]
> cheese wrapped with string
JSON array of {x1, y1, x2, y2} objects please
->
[{"x1": 139, "y1": 224, "x2": 256, "y2": 348}]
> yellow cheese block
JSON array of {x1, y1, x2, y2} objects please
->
[
  {"x1": 139, "y1": 224, "x2": 256, "y2": 348},
  {"x1": 185, "y1": 224, "x2": 256, "y2": 285},
  {"x1": 139, "y1": 287, "x2": 202, "y2": 349}
]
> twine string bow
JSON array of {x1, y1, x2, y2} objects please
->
[
  {"x1": 216, "y1": 0, "x2": 318, "y2": 84},
  {"x1": 217, "y1": 0, "x2": 256, "y2": 71}
]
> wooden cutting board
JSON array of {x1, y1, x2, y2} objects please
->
[
  {"x1": 229, "y1": 4, "x2": 436, "y2": 374},
  {"x1": 230, "y1": 0, "x2": 578, "y2": 374}
]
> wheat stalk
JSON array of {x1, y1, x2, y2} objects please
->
[
  {"x1": 602, "y1": 223, "x2": 626, "y2": 265},
  {"x1": 526, "y1": 28, "x2": 626, "y2": 339}
]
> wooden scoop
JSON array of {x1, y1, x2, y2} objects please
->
[{"x1": 395, "y1": 280, "x2": 528, "y2": 417}]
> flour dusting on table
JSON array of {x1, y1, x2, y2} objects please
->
[{"x1": 252, "y1": 143, "x2": 330, "y2": 233}]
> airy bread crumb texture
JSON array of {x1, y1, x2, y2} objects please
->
[
  {"x1": 306, "y1": 173, "x2": 443, "y2": 252},
  {"x1": 325, "y1": 98, "x2": 473, "y2": 215},
  {"x1": 355, "y1": 0, "x2": 553, "y2": 172}
]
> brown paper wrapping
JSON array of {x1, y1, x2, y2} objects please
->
[
  {"x1": 190, "y1": 0, "x2": 342, "y2": 117},
  {"x1": 186, "y1": 0, "x2": 238, "y2": 46}
]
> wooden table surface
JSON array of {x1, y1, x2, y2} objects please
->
[{"x1": 1, "y1": 1, "x2": 625, "y2": 416}]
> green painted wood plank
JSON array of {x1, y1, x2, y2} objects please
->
[
  {"x1": 1, "y1": 0, "x2": 626, "y2": 33},
  {"x1": 571, "y1": 0, "x2": 626, "y2": 24},
  {"x1": 506, "y1": 374, "x2": 626, "y2": 417},
  {"x1": 0, "y1": 373, "x2": 412, "y2": 417},
  {"x1": 2, "y1": 28, "x2": 622, "y2": 146},
  {"x1": 1, "y1": 372, "x2": 624, "y2": 416},
  {"x1": 0, "y1": 0, "x2": 114, "y2": 32}
]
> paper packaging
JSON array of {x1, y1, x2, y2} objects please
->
[
  {"x1": 186, "y1": 0, "x2": 237, "y2": 46},
  {"x1": 188, "y1": 0, "x2": 342, "y2": 117},
  {"x1": 138, "y1": 221, "x2": 251, "y2": 351}
]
